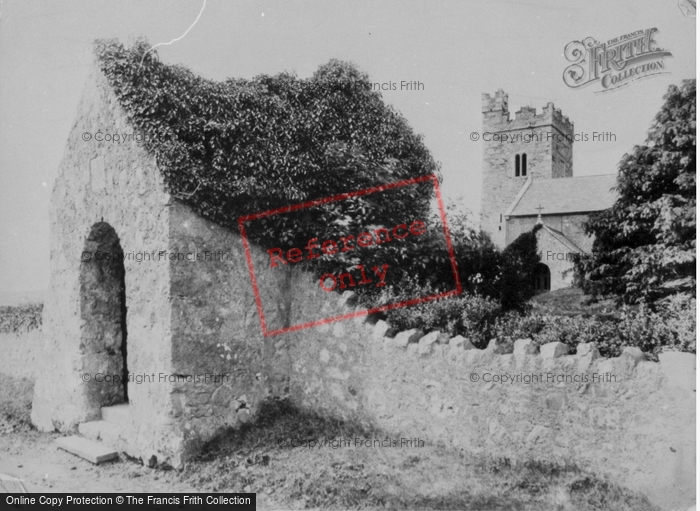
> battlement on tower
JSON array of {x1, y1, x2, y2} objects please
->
[
  {"x1": 482, "y1": 89, "x2": 509, "y2": 116},
  {"x1": 482, "y1": 91, "x2": 574, "y2": 135}
]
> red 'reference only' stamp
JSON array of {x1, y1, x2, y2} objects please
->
[{"x1": 238, "y1": 174, "x2": 462, "y2": 336}]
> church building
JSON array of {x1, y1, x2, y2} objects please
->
[{"x1": 480, "y1": 90, "x2": 617, "y2": 292}]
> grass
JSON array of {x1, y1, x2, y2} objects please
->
[
  {"x1": 0, "y1": 373, "x2": 34, "y2": 435},
  {"x1": 0, "y1": 303, "x2": 43, "y2": 334},
  {"x1": 180, "y1": 397, "x2": 660, "y2": 510}
]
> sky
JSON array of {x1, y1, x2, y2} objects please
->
[{"x1": 0, "y1": 0, "x2": 695, "y2": 297}]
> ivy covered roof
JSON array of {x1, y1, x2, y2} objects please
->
[{"x1": 94, "y1": 39, "x2": 440, "y2": 232}]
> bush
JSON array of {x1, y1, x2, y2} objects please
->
[
  {"x1": 364, "y1": 229, "x2": 693, "y2": 358},
  {"x1": 371, "y1": 279, "x2": 501, "y2": 347},
  {"x1": 616, "y1": 294, "x2": 696, "y2": 358},
  {"x1": 448, "y1": 226, "x2": 540, "y2": 313},
  {"x1": 458, "y1": 295, "x2": 503, "y2": 348},
  {"x1": 491, "y1": 294, "x2": 695, "y2": 360},
  {"x1": 377, "y1": 289, "x2": 694, "y2": 358},
  {"x1": 497, "y1": 228, "x2": 541, "y2": 311},
  {"x1": 492, "y1": 312, "x2": 549, "y2": 351}
]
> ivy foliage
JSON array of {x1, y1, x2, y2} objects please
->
[
  {"x1": 496, "y1": 226, "x2": 541, "y2": 311},
  {"x1": 94, "y1": 39, "x2": 440, "y2": 248}
]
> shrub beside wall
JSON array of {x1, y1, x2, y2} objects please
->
[
  {"x1": 494, "y1": 294, "x2": 696, "y2": 360},
  {"x1": 380, "y1": 286, "x2": 501, "y2": 349},
  {"x1": 376, "y1": 289, "x2": 695, "y2": 359}
]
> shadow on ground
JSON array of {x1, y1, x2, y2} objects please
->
[{"x1": 183, "y1": 397, "x2": 659, "y2": 511}]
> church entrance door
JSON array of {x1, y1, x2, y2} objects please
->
[{"x1": 534, "y1": 263, "x2": 551, "y2": 292}]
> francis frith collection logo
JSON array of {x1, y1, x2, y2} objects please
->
[{"x1": 563, "y1": 28, "x2": 672, "y2": 93}]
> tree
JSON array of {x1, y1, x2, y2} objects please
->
[
  {"x1": 364, "y1": 207, "x2": 541, "y2": 314},
  {"x1": 433, "y1": 204, "x2": 540, "y2": 312},
  {"x1": 576, "y1": 79, "x2": 696, "y2": 304},
  {"x1": 495, "y1": 227, "x2": 541, "y2": 311}
]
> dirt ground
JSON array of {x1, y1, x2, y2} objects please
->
[
  {"x1": 1, "y1": 430, "x2": 193, "y2": 493},
  {"x1": 1, "y1": 427, "x2": 666, "y2": 511},
  {"x1": 0, "y1": 430, "x2": 283, "y2": 509}
]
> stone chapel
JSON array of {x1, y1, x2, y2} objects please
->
[{"x1": 480, "y1": 90, "x2": 618, "y2": 292}]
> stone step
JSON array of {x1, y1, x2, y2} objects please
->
[
  {"x1": 56, "y1": 436, "x2": 118, "y2": 465},
  {"x1": 78, "y1": 420, "x2": 141, "y2": 460},
  {"x1": 101, "y1": 403, "x2": 130, "y2": 425},
  {"x1": 78, "y1": 420, "x2": 123, "y2": 445},
  {"x1": 0, "y1": 473, "x2": 28, "y2": 493}
]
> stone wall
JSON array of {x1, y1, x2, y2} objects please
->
[
  {"x1": 32, "y1": 63, "x2": 178, "y2": 463},
  {"x1": 165, "y1": 201, "x2": 282, "y2": 460},
  {"x1": 284, "y1": 309, "x2": 696, "y2": 510}
]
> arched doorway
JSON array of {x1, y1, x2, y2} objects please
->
[
  {"x1": 533, "y1": 263, "x2": 551, "y2": 293},
  {"x1": 80, "y1": 222, "x2": 128, "y2": 415}
]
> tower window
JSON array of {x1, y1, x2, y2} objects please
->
[
  {"x1": 515, "y1": 154, "x2": 520, "y2": 177},
  {"x1": 522, "y1": 153, "x2": 527, "y2": 176}
]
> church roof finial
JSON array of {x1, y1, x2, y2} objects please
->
[{"x1": 535, "y1": 204, "x2": 544, "y2": 225}]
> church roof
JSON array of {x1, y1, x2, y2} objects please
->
[
  {"x1": 539, "y1": 225, "x2": 585, "y2": 254},
  {"x1": 507, "y1": 174, "x2": 618, "y2": 217}
]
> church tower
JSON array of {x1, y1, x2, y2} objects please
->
[{"x1": 480, "y1": 90, "x2": 574, "y2": 248}]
